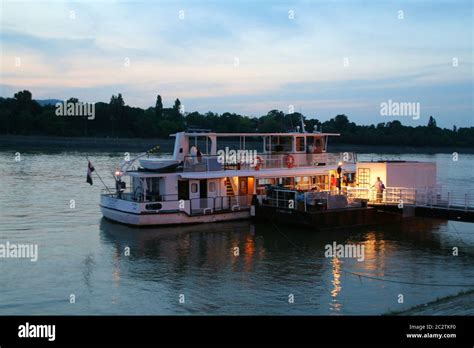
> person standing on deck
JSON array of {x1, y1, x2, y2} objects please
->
[
  {"x1": 330, "y1": 174, "x2": 337, "y2": 193},
  {"x1": 374, "y1": 177, "x2": 385, "y2": 203},
  {"x1": 196, "y1": 148, "x2": 202, "y2": 163}
]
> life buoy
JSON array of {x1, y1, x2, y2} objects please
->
[
  {"x1": 285, "y1": 154, "x2": 295, "y2": 168},
  {"x1": 254, "y1": 156, "x2": 263, "y2": 171}
]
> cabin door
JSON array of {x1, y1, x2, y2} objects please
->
[
  {"x1": 189, "y1": 180, "x2": 200, "y2": 200},
  {"x1": 199, "y1": 179, "x2": 208, "y2": 208},
  {"x1": 178, "y1": 180, "x2": 189, "y2": 200},
  {"x1": 207, "y1": 179, "x2": 219, "y2": 210},
  {"x1": 238, "y1": 177, "x2": 248, "y2": 195},
  {"x1": 189, "y1": 179, "x2": 210, "y2": 211},
  {"x1": 189, "y1": 180, "x2": 200, "y2": 213},
  {"x1": 199, "y1": 179, "x2": 208, "y2": 199}
]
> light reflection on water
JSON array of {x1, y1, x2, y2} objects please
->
[
  {"x1": 0, "y1": 151, "x2": 473, "y2": 315},
  {"x1": 330, "y1": 257, "x2": 342, "y2": 313}
]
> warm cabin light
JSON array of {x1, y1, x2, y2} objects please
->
[
  {"x1": 248, "y1": 177, "x2": 254, "y2": 194},
  {"x1": 115, "y1": 171, "x2": 121, "y2": 176},
  {"x1": 338, "y1": 161, "x2": 343, "y2": 166}
]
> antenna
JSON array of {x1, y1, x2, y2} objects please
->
[
  {"x1": 299, "y1": 107, "x2": 305, "y2": 133},
  {"x1": 289, "y1": 111, "x2": 294, "y2": 132}
]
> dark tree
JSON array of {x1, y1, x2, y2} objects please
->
[
  {"x1": 1, "y1": 90, "x2": 473, "y2": 148},
  {"x1": 117, "y1": 94, "x2": 125, "y2": 107},
  {"x1": 334, "y1": 114, "x2": 349, "y2": 131},
  {"x1": 109, "y1": 94, "x2": 126, "y2": 136},
  {"x1": 67, "y1": 98, "x2": 79, "y2": 104},
  {"x1": 173, "y1": 98, "x2": 182, "y2": 115},
  {"x1": 14, "y1": 90, "x2": 32, "y2": 104},
  {"x1": 428, "y1": 116, "x2": 437, "y2": 128},
  {"x1": 155, "y1": 95, "x2": 163, "y2": 118}
]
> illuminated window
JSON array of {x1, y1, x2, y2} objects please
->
[{"x1": 357, "y1": 168, "x2": 370, "y2": 188}]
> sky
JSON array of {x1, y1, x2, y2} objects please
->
[{"x1": 0, "y1": 0, "x2": 472, "y2": 128}]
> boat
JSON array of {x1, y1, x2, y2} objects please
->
[{"x1": 100, "y1": 129, "x2": 359, "y2": 226}]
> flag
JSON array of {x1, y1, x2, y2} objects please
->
[{"x1": 86, "y1": 161, "x2": 95, "y2": 185}]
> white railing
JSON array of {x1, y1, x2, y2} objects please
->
[
  {"x1": 183, "y1": 152, "x2": 356, "y2": 172},
  {"x1": 263, "y1": 188, "x2": 366, "y2": 212},
  {"x1": 190, "y1": 195, "x2": 252, "y2": 214},
  {"x1": 261, "y1": 186, "x2": 474, "y2": 213},
  {"x1": 345, "y1": 186, "x2": 474, "y2": 211},
  {"x1": 101, "y1": 190, "x2": 179, "y2": 203}
]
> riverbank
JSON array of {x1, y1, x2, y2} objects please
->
[
  {"x1": 1, "y1": 134, "x2": 473, "y2": 154},
  {"x1": 0, "y1": 135, "x2": 170, "y2": 152}
]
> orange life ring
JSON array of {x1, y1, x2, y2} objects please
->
[
  {"x1": 254, "y1": 156, "x2": 263, "y2": 171},
  {"x1": 285, "y1": 154, "x2": 295, "y2": 168}
]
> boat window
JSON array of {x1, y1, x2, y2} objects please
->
[
  {"x1": 256, "y1": 178, "x2": 276, "y2": 194},
  {"x1": 295, "y1": 176, "x2": 310, "y2": 190},
  {"x1": 358, "y1": 168, "x2": 370, "y2": 188},
  {"x1": 145, "y1": 177, "x2": 161, "y2": 201},
  {"x1": 209, "y1": 182, "x2": 216, "y2": 192},
  {"x1": 295, "y1": 137, "x2": 305, "y2": 152},
  {"x1": 278, "y1": 177, "x2": 294, "y2": 188},
  {"x1": 145, "y1": 203, "x2": 162, "y2": 210},
  {"x1": 313, "y1": 175, "x2": 329, "y2": 190},
  {"x1": 306, "y1": 136, "x2": 323, "y2": 153},
  {"x1": 191, "y1": 183, "x2": 198, "y2": 193},
  {"x1": 345, "y1": 172, "x2": 356, "y2": 184},
  {"x1": 258, "y1": 178, "x2": 275, "y2": 185},
  {"x1": 272, "y1": 136, "x2": 292, "y2": 152}
]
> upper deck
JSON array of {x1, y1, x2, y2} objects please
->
[
  {"x1": 182, "y1": 152, "x2": 356, "y2": 173},
  {"x1": 170, "y1": 131, "x2": 355, "y2": 172},
  {"x1": 171, "y1": 131, "x2": 340, "y2": 154}
]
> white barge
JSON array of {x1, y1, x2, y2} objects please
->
[{"x1": 100, "y1": 131, "x2": 357, "y2": 226}]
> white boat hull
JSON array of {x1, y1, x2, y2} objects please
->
[{"x1": 100, "y1": 205, "x2": 251, "y2": 226}]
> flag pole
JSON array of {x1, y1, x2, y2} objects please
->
[{"x1": 86, "y1": 156, "x2": 112, "y2": 193}]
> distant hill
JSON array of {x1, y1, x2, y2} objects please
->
[{"x1": 35, "y1": 99, "x2": 63, "y2": 106}]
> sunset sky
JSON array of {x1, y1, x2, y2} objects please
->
[{"x1": 1, "y1": 0, "x2": 472, "y2": 127}]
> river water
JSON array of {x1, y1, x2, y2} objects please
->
[{"x1": 0, "y1": 150, "x2": 473, "y2": 315}]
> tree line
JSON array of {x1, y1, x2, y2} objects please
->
[{"x1": 0, "y1": 90, "x2": 472, "y2": 147}]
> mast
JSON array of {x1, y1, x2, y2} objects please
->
[{"x1": 300, "y1": 114, "x2": 305, "y2": 133}]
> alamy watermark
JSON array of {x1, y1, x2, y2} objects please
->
[
  {"x1": 0, "y1": 241, "x2": 38, "y2": 262},
  {"x1": 380, "y1": 99, "x2": 420, "y2": 120},
  {"x1": 55, "y1": 101, "x2": 95, "y2": 120},
  {"x1": 217, "y1": 147, "x2": 258, "y2": 166},
  {"x1": 325, "y1": 241, "x2": 365, "y2": 262},
  {"x1": 18, "y1": 322, "x2": 55, "y2": 341}
]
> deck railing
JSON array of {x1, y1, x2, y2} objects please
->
[
  {"x1": 102, "y1": 190, "x2": 253, "y2": 216},
  {"x1": 344, "y1": 186, "x2": 473, "y2": 210},
  {"x1": 101, "y1": 190, "x2": 179, "y2": 203},
  {"x1": 261, "y1": 186, "x2": 474, "y2": 212},
  {"x1": 183, "y1": 152, "x2": 356, "y2": 172},
  {"x1": 190, "y1": 195, "x2": 252, "y2": 215}
]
